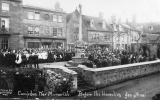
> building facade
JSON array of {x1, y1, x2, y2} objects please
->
[
  {"x1": 0, "y1": 0, "x2": 23, "y2": 49},
  {"x1": 137, "y1": 22, "x2": 160, "y2": 57},
  {"x1": 67, "y1": 9, "x2": 113, "y2": 50},
  {"x1": 0, "y1": 0, "x2": 67, "y2": 49},
  {"x1": 22, "y1": 4, "x2": 67, "y2": 49},
  {"x1": 110, "y1": 15, "x2": 140, "y2": 52}
]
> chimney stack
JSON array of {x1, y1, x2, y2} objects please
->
[
  {"x1": 111, "y1": 14, "x2": 116, "y2": 22},
  {"x1": 99, "y1": 12, "x2": 103, "y2": 19},
  {"x1": 126, "y1": 19, "x2": 128, "y2": 24},
  {"x1": 132, "y1": 14, "x2": 137, "y2": 24},
  {"x1": 118, "y1": 18, "x2": 121, "y2": 24},
  {"x1": 55, "y1": 2, "x2": 62, "y2": 11}
]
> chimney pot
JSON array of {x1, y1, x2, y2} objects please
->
[
  {"x1": 99, "y1": 12, "x2": 103, "y2": 19},
  {"x1": 132, "y1": 14, "x2": 137, "y2": 24},
  {"x1": 126, "y1": 19, "x2": 128, "y2": 24},
  {"x1": 111, "y1": 14, "x2": 116, "y2": 22}
]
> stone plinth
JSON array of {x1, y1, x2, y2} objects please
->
[
  {"x1": 77, "y1": 60, "x2": 160, "y2": 88},
  {"x1": 66, "y1": 40, "x2": 87, "y2": 67}
]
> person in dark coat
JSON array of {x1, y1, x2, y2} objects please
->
[
  {"x1": 5, "y1": 52, "x2": 11, "y2": 67},
  {"x1": 33, "y1": 54, "x2": 39, "y2": 69},
  {"x1": 21, "y1": 54, "x2": 27, "y2": 68},
  {"x1": 28, "y1": 54, "x2": 34, "y2": 68},
  {"x1": 30, "y1": 75, "x2": 35, "y2": 92},
  {"x1": 10, "y1": 52, "x2": 16, "y2": 68},
  {"x1": 38, "y1": 74, "x2": 45, "y2": 92}
]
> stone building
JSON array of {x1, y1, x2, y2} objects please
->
[
  {"x1": 110, "y1": 15, "x2": 141, "y2": 51},
  {"x1": 137, "y1": 22, "x2": 160, "y2": 57},
  {"x1": 0, "y1": 0, "x2": 23, "y2": 49},
  {"x1": 66, "y1": 9, "x2": 113, "y2": 50},
  {"x1": 0, "y1": 0, "x2": 67, "y2": 49},
  {"x1": 23, "y1": 3, "x2": 67, "y2": 49}
]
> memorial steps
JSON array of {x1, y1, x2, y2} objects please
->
[{"x1": 65, "y1": 64, "x2": 95, "y2": 92}]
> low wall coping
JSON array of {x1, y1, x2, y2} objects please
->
[
  {"x1": 43, "y1": 65, "x2": 77, "y2": 75},
  {"x1": 77, "y1": 60, "x2": 160, "y2": 72}
]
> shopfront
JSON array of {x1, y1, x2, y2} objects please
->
[{"x1": 24, "y1": 36, "x2": 66, "y2": 49}]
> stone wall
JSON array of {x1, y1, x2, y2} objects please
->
[
  {"x1": 42, "y1": 65, "x2": 77, "y2": 92},
  {"x1": 77, "y1": 60, "x2": 160, "y2": 88}
]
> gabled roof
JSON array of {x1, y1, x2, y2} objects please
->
[
  {"x1": 138, "y1": 22, "x2": 160, "y2": 34},
  {"x1": 82, "y1": 15, "x2": 113, "y2": 32},
  {"x1": 66, "y1": 9, "x2": 79, "y2": 23},
  {"x1": 139, "y1": 32, "x2": 159, "y2": 41},
  {"x1": 146, "y1": 33, "x2": 159, "y2": 40},
  {"x1": 66, "y1": 9, "x2": 113, "y2": 32}
]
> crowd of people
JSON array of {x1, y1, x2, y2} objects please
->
[
  {"x1": 82, "y1": 48, "x2": 157, "y2": 68},
  {"x1": 0, "y1": 48, "x2": 75, "y2": 68},
  {"x1": 0, "y1": 47, "x2": 158, "y2": 69}
]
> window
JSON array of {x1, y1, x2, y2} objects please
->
[
  {"x1": 2, "y1": 3, "x2": 9, "y2": 11},
  {"x1": 74, "y1": 22, "x2": 79, "y2": 28},
  {"x1": 53, "y1": 28, "x2": 57, "y2": 36},
  {"x1": 121, "y1": 34, "x2": 124, "y2": 41},
  {"x1": 28, "y1": 26, "x2": 34, "y2": 34},
  {"x1": 58, "y1": 15, "x2": 63, "y2": 22},
  {"x1": 45, "y1": 27, "x2": 49, "y2": 34},
  {"x1": 104, "y1": 34, "x2": 110, "y2": 41},
  {"x1": 116, "y1": 44, "x2": 120, "y2": 49},
  {"x1": 116, "y1": 37, "x2": 119, "y2": 41},
  {"x1": 122, "y1": 44, "x2": 124, "y2": 49},
  {"x1": 28, "y1": 42, "x2": 39, "y2": 48},
  {"x1": 1, "y1": 18, "x2": 9, "y2": 28},
  {"x1": 90, "y1": 20, "x2": 94, "y2": 27},
  {"x1": 28, "y1": 12, "x2": 34, "y2": 19},
  {"x1": 93, "y1": 34, "x2": 99, "y2": 41},
  {"x1": 1, "y1": 38, "x2": 8, "y2": 49},
  {"x1": 35, "y1": 12, "x2": 40, "y2": 20},
  {"x1": 58, "y1": 28, "x2": 62, "y2": 37},
  {"x1": 149, "y1": 26, "x2": 153, "y2": 30},
  {"x1": 34, "y1": 27, "x2": 39, "y2": 35},
  {"x1": 73, "y1": 33, "x2": 77, "y2": 40},
  {"x1": 102, "y1": 21, "x2": 106, "y2": 29},
  {"x1": 132, "y1": 36, "x2": 134, "y2": 41},
  {"x1": 53, "y1": 15, "x2": 58, "y2": 22}
]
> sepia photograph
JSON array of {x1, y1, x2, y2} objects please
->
[{"x1": 0, "y1": 0, "x2": 160, "y2": 100}]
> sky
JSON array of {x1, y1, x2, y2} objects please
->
[{"x1": 23, "y1": 0, "x2": 160, "y2": 23}]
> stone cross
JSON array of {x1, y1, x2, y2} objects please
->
[{"x1": 79, "y1": 4, "x2": 82, "y2": 41}]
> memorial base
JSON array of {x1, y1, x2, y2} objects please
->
[{"x1": 66, "y1": 53, "x2": 87, "y2": 67}]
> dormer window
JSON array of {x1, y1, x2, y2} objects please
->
[
  {"x1": 90, "y1": 20, "x2": 94, "y2": 27},
  {"x1": 149, "y1": 26, "x2": 153, "y2": 30},
  {"x1": 102, "y1": 21, "x2": 106, "y2": 29}
]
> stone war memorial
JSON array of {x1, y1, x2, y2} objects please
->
[{"x1": 66, "y1": 4, "x2": 87, "y2": 67}]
